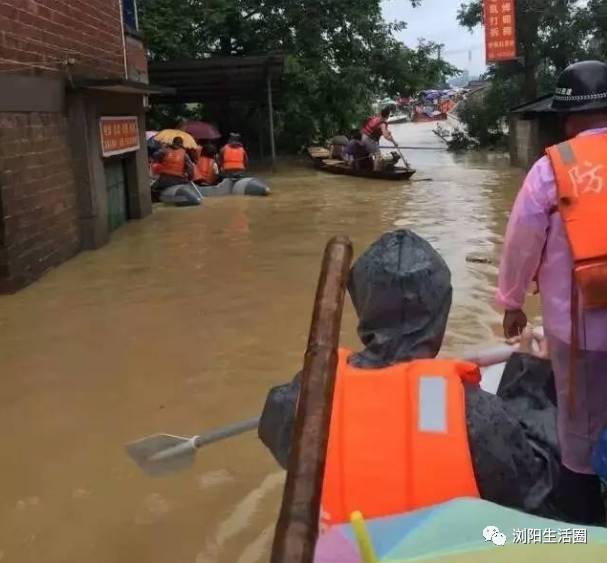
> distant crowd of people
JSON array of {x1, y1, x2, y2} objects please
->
[{"x1": 149, "y1": 133, "x2": 249, "y2": 200}]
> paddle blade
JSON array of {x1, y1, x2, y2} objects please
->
[{"x1": 126, "y1": 434, "x2": 197, "y2": 477}]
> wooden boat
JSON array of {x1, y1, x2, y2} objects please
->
[
  {"x1": 315, "y1": 158, "x2": 416, "y2": 181},
  {"x1": 412, "y1": 111, "x2": 448, "y2": 123}
]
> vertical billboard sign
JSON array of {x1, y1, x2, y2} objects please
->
[{"x1": 484, "y1": 0, "x2": 517, "y2": 63}]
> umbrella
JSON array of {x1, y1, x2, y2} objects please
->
[
  {"x1": 314, "y1": 498, "x2": 607, "y2": 563},
  {"x1": 153, "y1": 129, "x2": 198, "y2": 149},
  {"x1": 180, "y1": 121, "x2": 221, "y2": 140}
]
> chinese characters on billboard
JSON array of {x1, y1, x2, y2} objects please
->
[
  {"x1": 484, "y1": 0, "x2": 517, "y2": 63},
  {"x1": 100, "y1": 116, "x2": 140, "y2": 158}
]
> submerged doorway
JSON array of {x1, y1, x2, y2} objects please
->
[{"x1": 104, "y1": 159, "x2": 129, "y2": 232}]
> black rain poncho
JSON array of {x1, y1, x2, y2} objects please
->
[{"x1": 258, "y1": 230, "x2": 567, "y2": 520}]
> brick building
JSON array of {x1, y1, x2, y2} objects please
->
[{"x1": 0, "y1": 0, "x2": 167, "y2": 292}]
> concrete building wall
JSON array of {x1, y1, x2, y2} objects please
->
[
  {"x1": 67, "y1": 90, "x2": 151, "y2": 250},
  {"x1": 509, "y1": 116, "x2": 540, "y2": 170},
  {"x1": 0, "y1": 111, "x2": 80, "y2": 292},
  {"x1": 509, "y1": 114, "x2": 565, "y2": 170},
  {"x1": 0, "y1": 0, "x2": 124, "y2": 77}
]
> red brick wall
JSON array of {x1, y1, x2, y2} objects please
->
[
  {"x1": 0, "y1": 0, "x2": 125, "y2": 78},
  {"x1": 0, "y1": 113, "x2": 80, "y2": 292}
]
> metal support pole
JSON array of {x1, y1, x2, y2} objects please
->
[
  {"x1": 267, "y1": 71, "x2": 277, "y2": 172},
  {"x1": 258, "y1": 106, "x2": 265, "y2": 161}
]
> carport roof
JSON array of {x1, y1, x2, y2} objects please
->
[
  {"x1": 510, "y1": 94, "x2": 554, "y2": 115},
  {"x1": 148, "y1": 54, "x2": 284, "y2": 104}
]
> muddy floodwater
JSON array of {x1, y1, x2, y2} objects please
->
[{"x1": 0, "y1": 122, "x2": 540, "y2": 563}]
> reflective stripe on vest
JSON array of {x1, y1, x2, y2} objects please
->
[
  {"x1": 156, "y1": 148, "x2": 186, "y2": 177},
  {"x1": 418, "y1": 376, "x2": 447, "y2": 432},
  {"x1": 197, "y1": 156, "x2": 217, "y2": 184},
  {"x1": 222, "y1": 145, "x2": 246, "y2": 171},
  {"x1": 321, "y1": 348, "x2": 480, "y2": 527}
]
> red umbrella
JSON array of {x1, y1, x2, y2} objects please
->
[{"x1": 180, "y1": 121, "x2": 221, "y2": 140}]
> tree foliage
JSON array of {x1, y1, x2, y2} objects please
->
[{"x1": 138, "y1": 0, "x2": 458, "y2": 150}]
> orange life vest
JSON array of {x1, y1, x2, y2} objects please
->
[
  {"x1": 362, "y1": 115, "x2": 386, "y2": 141},
  {"x1": 196, "y1": 156, "x2": 217, "y2": 184},
  {"x1": 320, "y1": 349, "x2": 480, "y2": 527},
  {"x1": 546, "y1": 132, "x2": 607, "y2": 413},
  {"x1": 156, "y1": 148, "x2": 186, "y2": 178},
  {"x1": 222, "y1": 145, "x2": 246, "y2": 171}
]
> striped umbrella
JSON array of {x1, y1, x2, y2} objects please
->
[{"x1": 314, "y1": 498, "x2": 607, "y2": 562}]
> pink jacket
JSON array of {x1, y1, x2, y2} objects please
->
[{"x1": 497, "y1": 127, "x2": 607, "y2": 351}]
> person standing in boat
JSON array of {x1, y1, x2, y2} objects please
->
[
  {"x1": 498, "y1": 60, "x2": 607, "y2": 525},
  {"x1": 259, "y1": 230, "x2": 596, "y2": 526},
  {"x1": 361, "y1": 107, "x2": 398, "y2": 169},
  {"x1": 219, "y1": 133, "x2": 248, "y2": 177}
]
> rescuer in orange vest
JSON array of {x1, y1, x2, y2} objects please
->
[
  {"x1": 361, "y1": 106, "x2": 398, "y2": 169},
  {"x1": 258, "y1": 230, "x2": 599, "y2": 525},
  {"x1": 219, "y1": 133, "x2": 248, "y2": 176},
  {"x1": 194, "y1": 143, "x2": 219, "y2": 186},
  {"x1": 498, "y1": 61, "x2": 607, "y2": 525},
  {"x1": 151, "y1": 136, "x2": 195, "y2": 199}
]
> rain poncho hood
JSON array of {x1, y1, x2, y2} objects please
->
[
  {"x1": 347, "y1": 230, "x2": 452, "y2": 368},
  {"x1": 258, "y1": 231, "x2": 582, "y2": 524}
]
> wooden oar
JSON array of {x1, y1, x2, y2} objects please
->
[
  {"x1": 124, "y1": 339, "x2": 533, "y2": 477},
  {"x1": 270, "y1": 235, "x2": 353, "y2": 563}
]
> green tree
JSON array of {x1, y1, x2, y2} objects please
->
[
  {"x1": 587, "y1": 0, "x2": 607, "y2": 58},
  {"x1": 138, "y1": 0, "x2": 458, "y2": 150}
]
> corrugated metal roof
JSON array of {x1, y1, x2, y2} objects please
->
[
  {"x1": 148, "y1": 55, "x2": 284, "y2": 104},
  {"x1": 74, "y1": 79, "x2": 175, "y2": 96}
]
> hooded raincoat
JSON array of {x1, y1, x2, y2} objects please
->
[{"x1": 259, "y1": 230, "x2": 571, "y2": 522}]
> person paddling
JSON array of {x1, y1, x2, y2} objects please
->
[
  {"x1": 259, "y1": 230, "x2": 595, "y2": 526},
  {"x1": 361, "y1": 107, "x2": 398, "y2": 169},
  {"x1": 498, "y1": 60, "x2": 607, "y2": 525}
]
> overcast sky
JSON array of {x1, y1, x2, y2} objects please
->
[{"x1": 381, "y1": 0, "x2": 487, "y2": 76}]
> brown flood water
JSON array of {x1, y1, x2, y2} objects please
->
[{"x1": 0, "y1": 122, "x2": 539, "y2": 563}]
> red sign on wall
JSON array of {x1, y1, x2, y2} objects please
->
[
  {"x1": 100, "y1": 116, "x2": 140, "y2": 157},
  {"x1": 484, "y1": 0, "x2": 517, "y2": 63}
]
